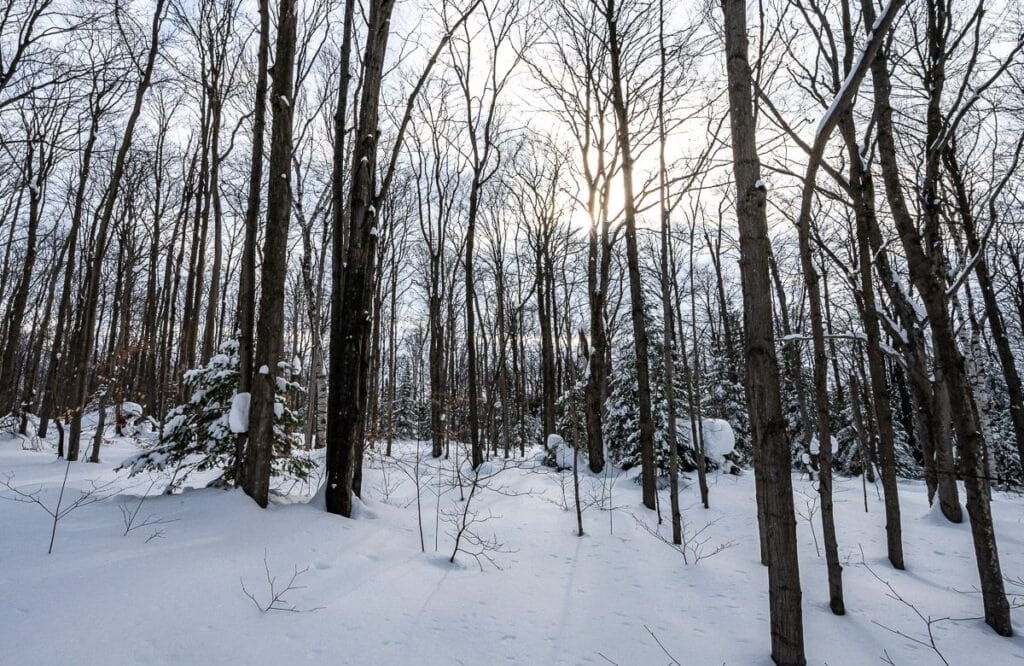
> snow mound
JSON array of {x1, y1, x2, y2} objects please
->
[
  {"x1": 701, "y1": 419, "x2": 735, "y2": 463},
  {"x1": 545, "y1": 434, "x2": 575, "y2": 470}
]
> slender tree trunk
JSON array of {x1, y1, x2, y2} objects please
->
[
  {"x1": 839, "y1": 107, "x2": 915, "y2": 557},
  {"x1": 604, "y1": 0, "x2": 656, "y2": 510},
  {"x1": 465, "y1": 178, "x2": 482, "y2": 468},
  {"x1": 537, "y1": 244, "x2": 557, "y2": 440},
  {"x1": 234, "y1": 0, "x2": 271, "y2": 487},
  {"x1": 201, "y1": 95, "x2": 224, "y2": 362},
  {"x1": 721, "y1": 0, "x2": 805, "y2": 660},
  {"x1": 688, "y1": 229, "x2": 710, "y2": 509},
  {"x1": 584, "y1": 203, "x2": 608, "y2": 473},
  {"x1": 242, "y1": 0, "x2": 299, "y2": 508},
  {"x1": 656, "y1": 4, "x2": 681, "y2": 542}
]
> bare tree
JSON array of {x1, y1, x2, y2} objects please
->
[
  {"x1": 243, "y1": 0, "x2": 300, "y2": 507},
  {"x1": 720, "y1": 0, "x2": 805, "y2": 661}
]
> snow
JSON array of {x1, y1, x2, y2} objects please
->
[
  {"x1": 815, "y1": 46, "x2": 867, "y2": 140},
  {"x1": 229, "y1": 392, "x2": 250, "y2": 434},
  {"x1": 545, "y1": 433, "x2": 574, "y2": 469},
  {"x1": 3, "y1": 434, "x2": 1024, "y2": 665},
  {"x1": 701, "y1": 418, "x2": 736, "y2": 462},
  {"x1": 814, "y1": 0, "x2": 897, "y2": 142},
  {"x1": 808, "y1": 435, "x2": 838, "y2": 456}
]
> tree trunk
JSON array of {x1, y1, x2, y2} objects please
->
[
  {"x1": 242, "y1": 0, "x2": 299, "y2": 508},
  {"x1": 234, "y1": 0, "x2": 271, "y2": 488},
  {"x1": 326, "y1": 0, "x2": 396, "y2": 517},
  {"x1": 656, "y1": 4, "x2": 681, "y2": 542},
  {"x1": 604, "y1": 0, "x2": 656, "y2": 511},
  {"x1": 0, "y1": 141, "x2": 43, "y2": 414},
  {"x1": 721, "y1": 0, "x2": 805, "y2": 660},
  {"x1": 865, "y1": 0, "x2": 1011, "y2": 633}
]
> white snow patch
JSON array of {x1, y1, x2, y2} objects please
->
[
  {"x1": 229, "y1": 392, "x2": 250, "y2": 434},
  {"x1": 701, "y1": 418, "x2": 736, "y2": 462},
  {"x1": 2, "y1": 435, "x2": 1022, "y2": 666},
  {"x1": 545, "y1": 434, "x2": 574, "y2": 469}
]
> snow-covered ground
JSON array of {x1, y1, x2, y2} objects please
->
[{"x1": 3, "y1": 429, "x2": 1024, "y2": 665}]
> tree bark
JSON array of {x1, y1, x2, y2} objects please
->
[
  {"x1": 864, "y1": 0, "x2": 1011, "y2": 634},
  {"x1": 242, "y1": 0, "x2": 299, "y2": 508},
  {"x1": 721, "y1": 0, "x2": 805, "y2": 661},
  {"x1": 234, "y1": 0, "x2": 271, "y2": 487},
  {"x1": 326, "y1": 0, "x2": 397, "y2": 517},
  {"x1": 603, "y1": 0, "x2": 656, "y2": 510}
]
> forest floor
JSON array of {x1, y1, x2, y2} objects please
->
[{"x1": 3, "y1": 427, "x2": 1024, "y2": 665}]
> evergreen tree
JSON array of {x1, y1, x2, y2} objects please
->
[
  {"x1": 702, "y1": 339, "x2": 750, "y2": 464},
  {"x1": 605, "y1": 316, "x2": 699, "y2": 474},
  {"x1": 391, "y1": 361, "x2": 428, "y2": 440},
  {"x1": 121, "y1": 340, "x2": 313, "y2": 490}
]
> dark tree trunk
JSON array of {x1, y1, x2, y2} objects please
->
[
  {"x1": 604, "y1": 0, "x2": 656, "y2": 511},
  {"x1": 583, "y1": 206, "x2": 608, "y2": 473},
  {"x1": 536, "y1": 244, "x2": 557, "y2": 441},
  {"x1": 326, "y1": 0, "x2": 397, "y2": 517},
  {"x1": 0, "y1": 139, "x2": 44, "y2": 414},
  {"x1": 842, "y1": 123, "x2": 910, "y2": 563},
  {"x1": 722, "y1": 0, "x2": 805, "y2": 661},
  {"x1": 242, "y1": 0, "x2": 299, "y2": 508},
  {"x1": 465, "y1": 178, "x2": 482, "y2": 469},
  {"x1": 234, "y1": 0, "x2": 271, "y2": 487}
]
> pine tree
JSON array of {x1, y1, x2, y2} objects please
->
[
  {"x1": 121, "y1": 340, "x2": 313, "y2": 490},
  {"x1": 604, "y1": 315, "x2": 701, "y2": 475},
  {"x1": 702, "y1": 338, "x2": 750, "y2": 465}
]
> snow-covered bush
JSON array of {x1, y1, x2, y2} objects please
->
[
  {"x1": 119, "y1": 340, "x2": 313, "y2": 489},
  {"x1": 543, "y1": 433, "x2": 575, "y2": 470},
  {"x1": 695, "y1": 418, "x2": 738, "y2": 473},
  {"x1": 700, "y1": 345, "x2": 750, "y2": 464}
]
